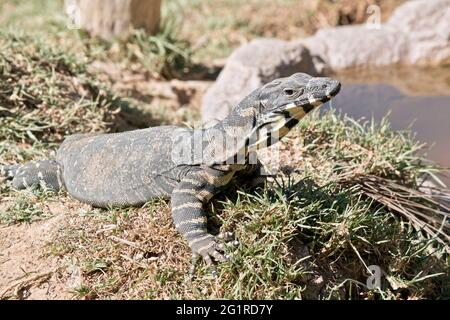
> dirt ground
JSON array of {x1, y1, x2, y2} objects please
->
[{"x1": 0, "y1": 203, "x2": 73, "y2": 299}]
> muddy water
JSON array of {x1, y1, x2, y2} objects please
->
[{"x1": 322, "y1": 66, "x2": 450, "y2": 186}]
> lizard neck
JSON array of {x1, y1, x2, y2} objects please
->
[{"x1": 202, "y1": 98, "x2": 259, "y2": 165}]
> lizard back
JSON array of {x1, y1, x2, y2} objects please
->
[{"x1": 56, "y1": 126, "x2": 185, "y2": 207}]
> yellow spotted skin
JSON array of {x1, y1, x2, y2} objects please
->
[{"x1": 0, "y1": 73, "x2": 341, "y2": 266}]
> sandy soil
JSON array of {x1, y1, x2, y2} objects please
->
[{"x1": 0, "y1": 203, "x2": 74, "y2": 300}]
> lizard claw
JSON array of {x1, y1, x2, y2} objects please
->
[
  {"x1": 189, "y1": 252, "x2": 201, "y2": 276},
  {"x1": 217, "y1": 231, "x2": 234, "y2": 242},
  {"x1": 197, "y1": 240, "x2": 228, "y2": 265},
  {"x1": 187, "y1": 231, "x2": 241, "y2": 277},
  {"x1": 189, "y1": 232, "x2": 239, "y2": 275},
  {"x1": 217, "y1": 231, "x2": 239, "y2": 248}
]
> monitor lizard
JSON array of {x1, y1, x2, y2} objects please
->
[{"x1": 1, "y1": 73, "x2": 341, "y2": 267}]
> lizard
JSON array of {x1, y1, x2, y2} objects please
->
[{"x1": 1, "y1": 72, "x2": 341, "y2": 267}]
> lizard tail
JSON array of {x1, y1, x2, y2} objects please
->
[
  {"x1": 1, "y1": 164, "x2": 22, "y2": 180},
  {"x1": 1, "y1": 160, "x2": 64, "y2": 191}
]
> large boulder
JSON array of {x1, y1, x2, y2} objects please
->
[
  {"x1": 300, "y1": 0, "x2": 450, "y2": 70},
  {"x1": 387, "y1": 0, "x2": 450, "y2": 65},
  {"x1": 298, "y1": 26, "x2": 408, "y2": 70},
  {"x1": 201, "y1": 39, "x2": 320, "y2": 123}
]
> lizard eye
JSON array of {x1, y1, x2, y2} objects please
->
[
  {"x1": 283, "y1": 89, "x2": 295, "y2": 96},
  {"x1": 283, "y1": 88, "x2": 304, "y2": 96}
]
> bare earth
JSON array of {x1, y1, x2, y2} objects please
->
[{"x1": 0, "y1": 203, "x2": 74, "y2": 300}]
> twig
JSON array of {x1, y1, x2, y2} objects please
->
[
  {"x1": 0, "y1": 270, "x2": 55, "y2": 300},
  {"x1": 109, "y1": 235, "x2": 142, "y2": 249},
  {"x1": 338, "y1": 174, "x2": 450, "y2": 253}
]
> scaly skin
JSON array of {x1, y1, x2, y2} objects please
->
[{"x1": 1, "y1": 73, "x2": 341, "y2": 267}]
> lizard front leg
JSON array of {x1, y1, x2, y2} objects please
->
[{"x1": 171, "y1": 167, "x2": 235, "y2": 266}]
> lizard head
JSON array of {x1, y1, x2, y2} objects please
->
[
  {"x1": 243, "y1": 72, "x2": 341, "y2": 146},
  {"x1": 200, "y1": 73, "x2": 341, "y2": 164}
]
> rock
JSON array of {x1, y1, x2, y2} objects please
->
[
  {"x1": 300, "y1": 0, "x2": 450, "y2": 70},
  {"x1": 201, "y1": 39, "x2": 320, "y2": 123},
  {"x1": 298, "y1": 25, "x2": 408, "y2": 70},
  {"x1": 387, "y1": 0, "x2": 450, "y2": 66}
]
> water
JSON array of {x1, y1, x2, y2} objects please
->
[{"x1": 322, "y1": 66, "x2": 450, "y2": 186}]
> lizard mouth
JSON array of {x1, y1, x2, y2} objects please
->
[
  {"x1": 327, "y1": 81, "x2": 341, "y2": 98},
  {"x1": 302, "y1": 79, "x2": 341, "y2": 106}
]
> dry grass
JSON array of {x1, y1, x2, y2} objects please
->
[{"x1": 0, "y1": 0, "x2": 192, "y2": 79}]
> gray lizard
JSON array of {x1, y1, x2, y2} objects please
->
[{"x1": 1, "y1": 73, "x2": 341, "y2": 266}]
